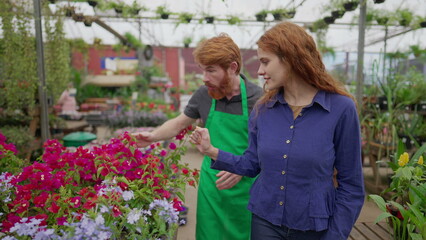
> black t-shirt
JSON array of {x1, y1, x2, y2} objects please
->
[{"x1": 183, "y1": 74, "x2": 263, "y2": 126}]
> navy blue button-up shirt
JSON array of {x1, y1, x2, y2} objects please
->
[{"x1": 212, "y1": 90, "x2": 365, "y2": 239}]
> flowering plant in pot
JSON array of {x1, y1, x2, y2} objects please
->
[
  {"x1": 369, "y1": 142, "x2": 426, "y2": 240},
  {"x1": 0, "y1": 128, "x2": 199, "y2": 239}
]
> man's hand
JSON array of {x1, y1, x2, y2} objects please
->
[
  {"x1": 215, "y1": 171, "x2": 242, "y2": 190},
  {"x1": 132, "y1": 132, "x2": 154, "y2": 148}
]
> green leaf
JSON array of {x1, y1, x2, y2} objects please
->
[
  {"x1": 368, "y1": 194, "x2": 388, "y2": 211},
  {"x1": 374, "y1": 212, "x2": 393, "y2": 224}
]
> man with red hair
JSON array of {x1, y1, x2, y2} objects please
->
[{"x1": 133, "y1": 34, "x2": 262, "y2": 240}]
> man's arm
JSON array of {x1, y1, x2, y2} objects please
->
[{"x1": 133, "y1": 113, "x2": 196, "y2": 147}]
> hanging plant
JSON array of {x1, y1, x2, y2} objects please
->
[
  {"x1": 156, "y1": 5, "x2": 172, "y2": 19},
  {"x1": 204, "y1": 16, "x2": 215, "y2": 24},
  {"x1": 323, "y1": 16, "x2": 336, "y2": 24},
  {"x1": 396, "y1": 8, "x2": 413, "y2": 27},
  {"x1": 87, "y1": 0, "x2": 98, "y2": 7},
  {"x1": 373, "y1": 0, "x2": 385, "y2": 3},
  {"x1": 0, "y1": 0, "x2": 38, "y2": 111},
  {"x1": 178, "y1": 12, "x2": 193, "y2": 23},
  {"x1": 270, "y1": 8, "x2": 286, "y2": 21},
  {"x1": 255, "y1": 10, "x2": 268, "y2": 22},
  {"x1": 227, "y1": 15, "x2": 241, "y2": 25},
  {"x1": 44, "y1": 3, "x2": 71, "y2": 102},
  {"x1": 331, "y1": 10, "x2": 345, "y2": 19},
  {"x1": 343, "y1": 1, "x2": 359, "y2": 11}
]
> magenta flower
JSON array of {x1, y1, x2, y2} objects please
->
[{"x1": 168, "y1": 142, "x2": 177, "y2": 150}]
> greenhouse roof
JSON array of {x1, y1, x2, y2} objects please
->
[{"x1": 40, "y1": 0, "x2": 426, "y2": 54}]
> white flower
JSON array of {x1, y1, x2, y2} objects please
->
[
  {"x1": 95, "y1": 215, "x2": 105, "y2": 225},
  {"x1": 127, "y1": 208, "x2": 142, "y2": 224},
  {"x1": 122, "y1": 190, "x2": 134, "y2": 201}
]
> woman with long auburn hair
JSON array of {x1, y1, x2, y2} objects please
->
[{"x1": 191, "y1": 22, "x2": 364, "y2": 240}]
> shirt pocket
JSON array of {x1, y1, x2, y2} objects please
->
[{"x1": 309, "y1": 189, "x2": 336, "y2": 218}]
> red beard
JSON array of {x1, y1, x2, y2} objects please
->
[{"x1": 207, "y1": 72, "x2": 233, "y2": 100}]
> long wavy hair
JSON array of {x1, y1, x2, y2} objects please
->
[
  {"x1": 192, "y1": 33, "x2": 242, "y2": 74},
  {"x1": 256, "y1": 22, "x2": 353, "y2": 107}
]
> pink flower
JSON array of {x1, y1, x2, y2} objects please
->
[
  {"x1": 160, "y1": 150, "x2": 167, "y2": 156},
  {"x1": 168, "y1": 142, "x2": 177, "y2": 150}
]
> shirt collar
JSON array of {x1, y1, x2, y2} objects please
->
[{"x1": 266, "y1": 90, "x2": 331, "y2": 112}]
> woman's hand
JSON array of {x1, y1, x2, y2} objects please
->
[{"x1": 190, "y1": 127, "x2": 218, "y2": 158}]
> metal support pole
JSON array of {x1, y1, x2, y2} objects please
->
[
  {"x1": 356, "y1": 0, "x2": 366, "y2": 113},
  {"x1": 33, "y1": 0, "x2": 50, "y2": 142}
]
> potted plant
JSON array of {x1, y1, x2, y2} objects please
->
[
  {"x1": 183, "y1": 36, "x2": 192, "y2": 48},
  {"x1": 396, "y1": 8, "x2": 413, "y2": 27},
  {"x1": 343, "y1": 1, "x2": 359, "y2": 11},
  {"x1": 227, "y1": 15, "x2": 241, "y2": 25},
  {"x1": 284, "y1": 8, "x2": 296, "y2": 19},
  {"x1": 323, "y1": 16, "x2": 336, "y2": 24},
  {"x1": 308, "y1": 19, "x2": 328, "y2": 33},
  {"x1": 373, "y1": 0, "x2": 385, "y2": 3},
  {"x1": 156, "y1": 5, "x2": 172, "y2": 19},
  {"x1": 87, "y1": 0, "x2": 98, "y2": 7},
  {"x1": 270, "y1": 8, "x2": 286, "y2": 21},
  {"x1": 204, "y1": 15, "x2": 215, "y2": 24},
  {"x1": 0, "y1": 130, "x2": 199, "y2": 239},
  {"x1": 178, "y1": 12, "x2": 193, "y2": 23},
  {"x1": 331, "y1": 9, "x2": 345, "y2": 19},
  {"x1": 83, "y1": 16, "x2": 93, "y2": 27},
  {"x1": 255, "y1": 9, "x2": 268, "y2": 22}
]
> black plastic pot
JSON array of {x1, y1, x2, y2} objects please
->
[
  {"x1": 323, "y1": 16, "x2": 336, "y2": 24},
  {"x1": 84, "y1": 19, "x2": 92, "y2": 27},
  {"x1": 343, "y1": 1, "x2": 359, "y2": 11},
  {"x1": 399, "y1": 19, "x2": 411, "y2": 27},
  {"x1": 331, "y1": 10, "x2": 345, "y2": 19},
  {"x1": 87, "y1": 0, "x2": 97, "y2": 7},
  {"x1": 420, "y1": 21, "x2": 426, "y2": 28},
  {"x1": 272, "y1": 13, "x2": 282, "y2": 21},
  {"x1": 373, "y1": 0, "x2": 385, "y2": 3},
  {"x1": 160, "y1": 14, "x2": 169, "y2": 19},
  {"x1": 114, "y1": 7, "x2": 123, "y2": 14},
  {"x1": 255, "y1": 13, "x2": 267, "y2": 22},
  {"x1": 205, "y1": 16, "x2": 214, "y2": 24}
]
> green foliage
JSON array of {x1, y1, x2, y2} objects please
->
[
  {"x1": 44, "y1": 6, "x2": 71, "y2": 102},
  {"x1": 0, "y1": 0, "x2": 38, "y2": 111},
  {"x1": 0, "y1": 126, "x2": 34, "y2": 159},
  {"x1": 369, "y1": 145, "x2": 426, "y2": 240}
]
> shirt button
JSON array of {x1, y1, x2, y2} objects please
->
[
  {"x1": 290, "y1": 125, "x2": 294, "y2": 129},
  {"x1": 280, "y1": 186, "x2": 285, "y2": 190},
  {"x1": 286, "y1": 140, "x2": 290, "y2": 144},
  {"x1": 279, "y1": 201, "x2": 284, "y2": 206},
  {"x1": 283, "y1": 154, "x2": 287, "y2": 159},
  {"x1": 282, "y1": 171, "x2": 286, "y2": 175}
]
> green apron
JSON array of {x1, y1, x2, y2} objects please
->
[{"x1": 196, "y1": 78, "x2": 254, "y2": 240}]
